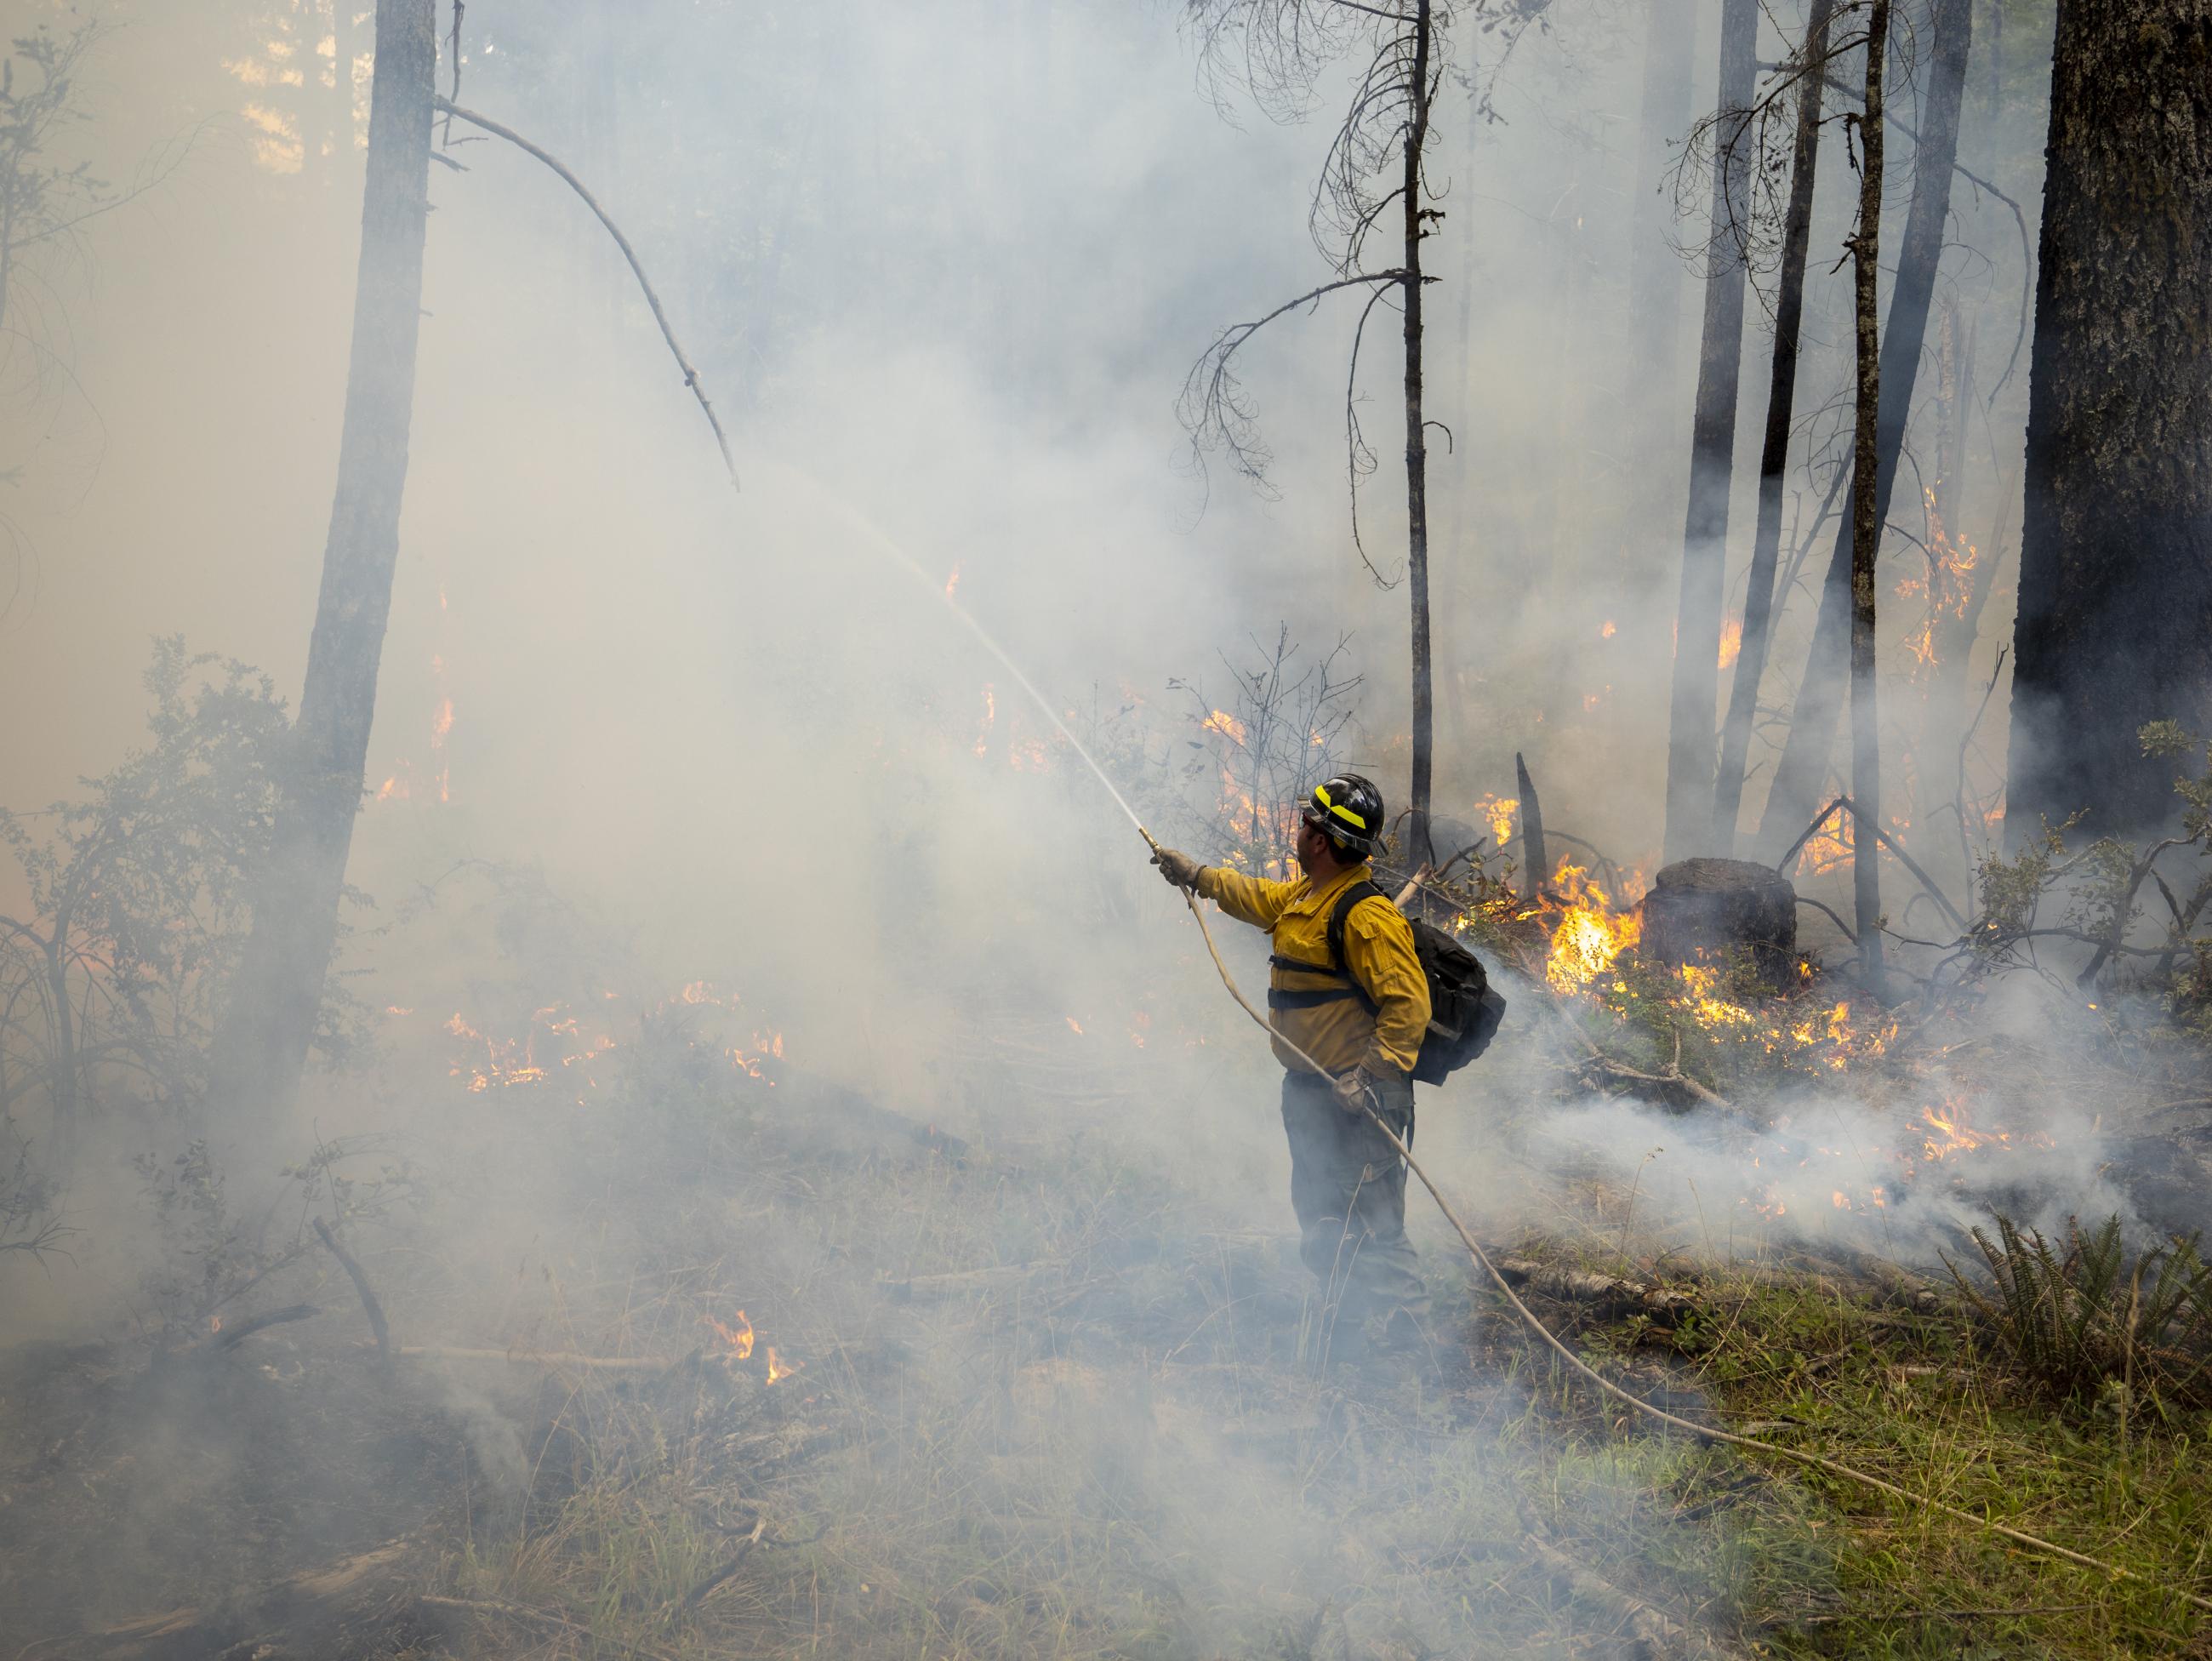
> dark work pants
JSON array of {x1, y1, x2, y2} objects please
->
[{"x1": 1280, "y1": 1069, "x2": 1428, "y2": 1333}]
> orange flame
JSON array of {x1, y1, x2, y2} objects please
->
[
  {"x1": 765, "y1": 1346, "x2": 802, "y2": 1384},
  {"x1": 703, "y1": 1311, "x2": 755, "y2": 1361}
]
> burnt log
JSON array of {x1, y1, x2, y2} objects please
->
[{"x1": 1639, "y1": 858, "x2": 1797, "y2": 985}]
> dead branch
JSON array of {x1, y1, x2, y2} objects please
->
[
  {"x1": 383, "y1": 1343, "x2": 680, "y2": 1371},
  {"x1": 314, "y1": 1215, "x2": 391, "y2": 1366},
  {"x1": 683, "y1": 1513, "x2": 767, "y2": 1607},
  {"x1": 430, "y1": 95, "x2": 739, "y2": 491},
  {"x1": 57, "y1": 1536, "x2": 425, "y2": 1658},
  {"x1": 1520, "y1": 1533, "x2": 1702, "y2": 1658},
  {"x1": 1496, "y1": 1259, "x2": 1699, "y2": 1324}
]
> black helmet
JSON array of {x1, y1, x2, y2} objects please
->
[{"x1": 1302, "y1": 773, "x2": 1385, "y2": 860}]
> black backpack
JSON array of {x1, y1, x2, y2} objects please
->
[{"x1": 1268, "y1": 881, "x2": 1507, "y2": 1087}]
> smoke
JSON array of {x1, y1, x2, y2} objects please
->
[{"x1": 0, "y1": 1, "x2": 2118, "y2": 1652}]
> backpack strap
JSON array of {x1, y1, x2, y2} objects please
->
[
  {"x1": 1263, "y1": 879, "x2": 1389, "y2": 1018},
  {"x1": 1325, "y1": 880, "x2": 1388, "y2": 1018}
]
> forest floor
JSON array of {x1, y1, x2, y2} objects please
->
[{"x1": 8, "y1": 991, "x2": 2212, "y2": 1658}]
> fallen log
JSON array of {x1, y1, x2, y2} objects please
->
[
  {"x1": 49, "y1": 1535, "x2": 427, "y2": 1659},
  {"x1": 1495, "y1": 1259, "x2": 1699, "y2": 1324}
]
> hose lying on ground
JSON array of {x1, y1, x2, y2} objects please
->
[{"x1": 1149, "y1": 836, "x2": 2212, "y2": 1616}]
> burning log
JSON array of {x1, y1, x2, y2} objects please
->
[{"x1": 1638, "y1": 858, "x2": 1798, "y2": 986}]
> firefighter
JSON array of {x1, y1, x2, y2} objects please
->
[{"x1": 1149, "y1": 774, "x2": 1432, "y2": 1356}]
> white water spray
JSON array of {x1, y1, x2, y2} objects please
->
[{"x1": 759, "y1": 460, "x2": 1149, "y2": 835}]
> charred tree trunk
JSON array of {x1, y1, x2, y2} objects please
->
[
  {"x1": 1403, "y1": 0, "x2": 1437, "y2": 862},
  {"x1": 1849, "y1": 0, "x2": 1890, "y2": 982},
  {"x1": 1515, "y1": 751, "x2": 1548, "y2": 898},
  {"x1": 1710, "y1": 0, "x2": 1833, "y2": 853},
  {"x1": 1661, "y1": 0, "x2": 1759, "y2": 864},
  {"x1": 1753, "y1": 0, "x2": 1973, "y2": 860},
  {"x1": 209, "y1": 0, "x2": 436, "y2": 1142},
  {"x1": 2006, "y1": 0, "x2": 2212, "y2": 838}
]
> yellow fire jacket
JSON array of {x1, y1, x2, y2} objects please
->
[{"x1": 1195, "y1": 861, "x2": 1431, "y2": 1078}]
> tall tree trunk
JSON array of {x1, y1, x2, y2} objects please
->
[
  {"x1": 1403, "y1": 0, "x2": 1437, "y2": 861},
  {"x1": 1661, "y1": 0, "x2": 1758, "y2": 864},
  {"x1": 2006, "y1": 0, "x2": 2212, "y2": 839},
  {"x1": 1625, "y1": 0, "x2": 1698, "y2": 461},
  {"x1": 1711, "y1": 0, "x2": 1833, "y2": 852},
  {"x1": 1849, "y1": 0, "x2": 1890, "y2": 982},
  {"x1": 208, "y1": 0, "x2": 436, "y2": 1143},
  {"x1": 1752, "y1": 0, "x2": 1973, "y2": 859}
]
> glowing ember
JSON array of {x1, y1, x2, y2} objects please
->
[
  {"x1": 1065, "y1": 1016, "x2": 1085, "y2": 1036},
  {"x1": 944, "y1": 562, "x2": 961, "y2": 600},
  {"x1": 1599, "y1": 619, "x2": 1617, "y2": 640}
]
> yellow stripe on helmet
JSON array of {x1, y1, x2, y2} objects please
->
[{"x1": 1311, "y1": 784, "x2": 1369, "y2": 831}]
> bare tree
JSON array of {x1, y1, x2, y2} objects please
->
[
  {"x1": 1847, "y1": 0, "x2": 1892, "y2": 979},
  {"x1": 208, "y1": 0, "x2": 437, "y2": 1145},
  {"x1": 1710, "y1": 0, "x2": 1834, "y2": 852},
  {"x1": 1661, "y1": 0, "x2": 1759, "y2": 864},
  {"x1": 1753, "y1": 0, "x2": 1974, "y2": 859},
  {"x1": 1178, "y1": 0, "x2": 1539, "y2": 864}
]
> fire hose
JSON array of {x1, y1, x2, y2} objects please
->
[{"x1": 1137, "y1": 826, "x2": 2212, "y2": 1616}]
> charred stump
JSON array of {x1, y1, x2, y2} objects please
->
[{"x1": 1639, "y1": 858, "x2": 1797, "y2": 985}]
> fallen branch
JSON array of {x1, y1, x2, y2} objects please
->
[
  {"x1": 54, "y1": 1536, "x2": 424, "y2": 1658},
  {"x1": 430, "y1": 95, "x2": 739, "y2": 491},
  {"x1": 314, "y1": 1216, "x2": 391, "y2": 1366},
  {"x1": 1521, "y1": 1533, "x2": 1701, "y2": 1658},
  {"x1": 1497, "y1": 1258, "x2": 1699, "y2": 1324},
  {"x1": 163, "y1": 1303, "x2": 319, "y2": 1366},
  {"x1": 683, "y1": 1514, "x2": 767, "y2": 1607}
]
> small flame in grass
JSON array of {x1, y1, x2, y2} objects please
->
[
  {"x1": 944, "y1": 562, "x2": 961, "y2": 600},
  {"x1": 974, "y1": 684, "x2": 996, "y2": 756},
  {"x1": 1599, "y1": 619, "x2": 1617, "y2": 640},
  {"x1": 765, "y1": 1346, "x2": 802, "y2": 1385},
  {"x1": 1065, "y1": 1016, "x2": 1085, "y2": 1036},
  {"x1": 209, "y1": 1314, "x2": 223, "y2": 1333},
  {"x1": 704, "y1": 1311, "x2": 755, "y2": 1361}
]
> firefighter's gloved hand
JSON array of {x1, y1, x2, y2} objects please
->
[
  {"x1": 1150, "y1": 847, "x2": 1204, "y2": 890},
  {"x1": 1331, "y1": 1069, "x2": 1373, "y2": 1116}
]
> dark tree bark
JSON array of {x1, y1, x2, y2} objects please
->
[
  {"x1": 1403, "y1": 0, "x2": 1438, "y2": 862},
  {"x1": 209, "y1": 0, "x2": 436, "y2": 1141},
  {"x1": 1849, "y1": 0, "x2": 1890, "y2": 981},
  {"x1": 1515, "y1": 751, "x2": 1548, "y2": 899},
  {"x1": 1710, "y1": 0, "x2": 1833, "y2": 853},
  {"x1": 1661, "y1": 0, "x2": 1759, "y2": 864},
  {"x1": 2006, "y1": 0, "x2": 2212, "y2": 838},
  {"x1": 1753, "y1": 0, "x2": 1973, "y2": 859}
]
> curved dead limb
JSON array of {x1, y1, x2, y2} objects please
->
[
  {"x1": 431, "y1": 95, "x2": 739, "y2": 493},
  {"x1": 1159, "y1": 844, "x2": 2212, "y2": 1616},
  {"x1": 1178, "y1": 270, "x2": 1416, "y2": 494},
  {"x1": 314, "y1": 1215, "x2": 391, "y2": 1366}
]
